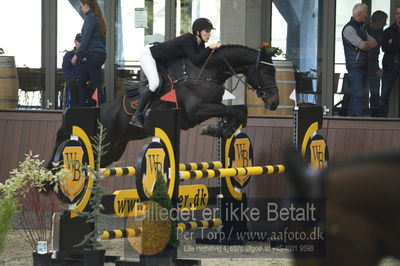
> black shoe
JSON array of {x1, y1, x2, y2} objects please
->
[{"x1": 129, "y1": 114, "x2": 144, "y2": 128}]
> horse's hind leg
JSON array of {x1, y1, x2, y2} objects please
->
[{"x1": 185, "y1": 102, "x2": 246, "y2": 138}]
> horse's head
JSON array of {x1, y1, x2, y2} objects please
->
[{"x1": 247, "y1": 46, "x2": 279, "y2": 111}]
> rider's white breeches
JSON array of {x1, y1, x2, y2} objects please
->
[{"x1": 140, "y1": 45, "x2": 159, "y2": 92}]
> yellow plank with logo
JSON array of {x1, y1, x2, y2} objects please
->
[{"x1": 178, "y1": 184, "x2": 209, "y2": 211}]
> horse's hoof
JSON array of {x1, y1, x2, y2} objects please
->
[
  {"x1": 222, "y1": 128, "x2": 235, "y2": 139},
  {"x1": 200, "y1": 126, "x2": 209, "y2": 135},
  {"x1": 200, "y1": 125, "x2": 222, "y2": 137}
]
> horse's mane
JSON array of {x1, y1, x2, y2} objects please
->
[
  {"x1": 206, "y1": 44, "x2": 259, "y2": 66},
  {"x1": 215, "y1": 44, "x2": 258, "y2": 55}
]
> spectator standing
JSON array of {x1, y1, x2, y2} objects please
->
[
  {"x1": 342, "y1": 3, "x2": 377, "y2": 117},
  {"x1": 365, "y1": 11, "x2": 387, "y2": 117},
  {"x1": 379, "y1": 6, "x2": 400, "y2": 117},
  {"x1": 62, "y1": 33, "x2": 83, "y2": 107},
  {"x1": 71, "y1": 0, "x2": 106, "y2": 106}
]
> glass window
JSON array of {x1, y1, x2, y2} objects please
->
[
  {"x1": 0, "y1": 0, "x2": 43, "y2": 109},
  {"x1": 114, "y1": 0, "x2": 166, "y2": 97},
  {"x1": 57, "y1": 0, "x2": 105, "y2": 108},
  {"x1": 334, "y1": 0, "x2": 391, "y2": 117},
  {"x1": 57, "y1": 0, "x2": 85, "y2": 69},
  {"x1": 270, "y1": 0, "x2": 322, "y2": 111},
  {"x1": 334, "y1": 0, "x2": 364, "y2": 116},
  {"x1": 176, "y1": 0, "x2": 220, "y2": 42},
  {"x1": 57, "y1": 0, "x2": 85, "y2": 109}
]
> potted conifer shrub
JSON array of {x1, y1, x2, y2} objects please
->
[{"x1": 73, "y1": 121, "x2": 109, "y2": 266}]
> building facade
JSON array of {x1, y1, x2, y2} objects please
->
[{"x1": 0, "y1": 0, "x2": 398, "y2": 116}]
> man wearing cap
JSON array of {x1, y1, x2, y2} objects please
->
[{"x1": 62, "y1": 33, "x2": 84, "y2": 107}]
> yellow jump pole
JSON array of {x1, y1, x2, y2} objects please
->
[
  {"x1": 179, "y1": 161, "x2": 223, "y2": 171},
  {"x1": 101, "y1": 161, "x2": 223, "y2": 177},
  {"x1": 101, "y1": 167, "x2": 136, "y2": 177},
  {"x1": 178, "y1": 218, "x2": 222, "y2": 232},
  {"x1": 179, "y1": 165, "x2": 286, "y2": 181},
  {"x1": 100, "y1": 228, "x2": 142, "y2": 240}
]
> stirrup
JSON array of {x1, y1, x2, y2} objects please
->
[{"x1": 129, "y1": 114, "x2": 144, "y2": 128}]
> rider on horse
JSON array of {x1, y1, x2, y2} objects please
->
[{"x1": 129, "y1": 18, "x2": 222, "y2": 128}]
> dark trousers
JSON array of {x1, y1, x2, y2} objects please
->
[
  {"x1": 379, "y1": 64, "x2": 400, "y2": 117},
  {"x1": 66, "y1": 79, "x2": 80, "y2": 107},
  {"x1": 78, "y1": 51, "x2": 106, "y2": 106},
  {"x1": 366, "y1": 72, "x2": 381, "y2": 117}
]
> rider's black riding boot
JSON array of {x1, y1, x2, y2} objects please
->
[{"x1": 129, "y1": 88, "x2": 153, "y2": 128}]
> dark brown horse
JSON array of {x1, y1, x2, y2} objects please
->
[
  {"x1": 285, "y1": 149, "x2": 400, "y2": 266},
  {"x1": 50, "y1": 44, "x2": 279, "y2": 167}
]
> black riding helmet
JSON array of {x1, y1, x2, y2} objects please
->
[{"x1": 192, "y1": 18, "x2": 215, "y2": 34}]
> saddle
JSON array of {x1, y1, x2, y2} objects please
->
[{"x1": 123, "y1": 72, "x2": 175, "y2": 115}]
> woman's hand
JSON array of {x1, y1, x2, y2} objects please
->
[
  {"x1": 209, "y1": 42, "x2": 221, "y2": 50},
  {"x1": 71, "y1": 55, "x2": 78, "y2": 65}
]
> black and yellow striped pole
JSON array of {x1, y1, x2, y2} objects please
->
[
  {"x1": 101, "y1": 218, "x2": 222, "y2": 240},
  {"x1": 179, "y1": 161, "x2": 223, "y2": 171},
  {"x1": 101, "y1": 228, "x2": 142, "y2": 240},
  {"x1": 100, "y1": 161, "x2": 223, "y2": 178},
  {"x1": 178, "y1": 218, "x2": 222, "y2": 232},
  {"x1": 179, "y1": 165, "x2": 285, "y2": 181},
  {"x1": 101, "y1": 167, "x2": 136, "y2": 177}
]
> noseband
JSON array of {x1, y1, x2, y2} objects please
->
[{"x1": 255, "y1": 48, "x2": 276, "y2": 97}]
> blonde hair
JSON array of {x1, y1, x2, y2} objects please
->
[
  {"x1": 353, "y1": 3, "x2": 368, "y2": 17},
  {"x1": 81, "y1": 0, "x2": 107, "y2": 38}
]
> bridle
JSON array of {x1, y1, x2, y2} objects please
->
[
  {"x1": 194, "y1": 47, "x2": 276, "y2": 99},
  {"x1": 244, "y1": 48, "x2": 276, "y2": 99}
]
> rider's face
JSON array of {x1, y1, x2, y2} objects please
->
[
  {"x1": 199, "y1": 29, "x2": 211, "y2": 42},
  {"x1": 80, "y1": 2, "x2": 90, "y2": 14}
]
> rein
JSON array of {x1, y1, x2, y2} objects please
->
[
  {"x1": 195, "y1": 49, "x2": 215, "y2": 82},
  {"x1": 176, "y1": 46, "x2": 277, "y2": 97},
  {"x1": 220, "y1": 55, "x2": 249, "y2": 93}
]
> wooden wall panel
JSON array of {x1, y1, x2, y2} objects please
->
[
  {"x1": 1, "y1": 110, "x2": 400, "y2": 200},
  {"x1": 0, "y1": 110, "x2": 62, "y2": 183}
]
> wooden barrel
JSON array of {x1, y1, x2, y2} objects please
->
[
  {"x1": 247, "y1": 60, "x2": 295, "y2": 116},
  {"x1": 0, "y1": 56, "x2": 19, "y2": 109}
]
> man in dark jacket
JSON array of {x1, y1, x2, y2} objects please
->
[
  {"x1": 342, "y1": 3, "x2": 377, "y2": 117},
  {"x1": 379, "y1": 6, "x2": 400, "y2": 117},
  {"x1": 62, "y1": 33, "x2": 84, "y2": 107},
  {"x1": 366, "y1": 11, "x2": 387, "y2": 117}
]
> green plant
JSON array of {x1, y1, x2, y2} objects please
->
[
  {"x1": 0, "y1": 152, "x2": 69, "y2": 252},
  {"x1": 0, "y1": 197, "x2": 18, "y2": 253},
  {"x1": 150, "y1": 171, "x2": 178, "y2": 248},
  {"x1": 263, "y1": 42, "x2": 299, "y2": 71},
  {"x1": 0, "y1": 152, "x2": 67, "y2": 199},
  {"x1": 263, "y1": 42, "x2": 284, "y2": 57},
  {"x1": 74, "y1": 121, "x2": 109, "y2": 251}
]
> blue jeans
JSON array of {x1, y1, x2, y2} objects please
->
[
  {"x1": 379, "y1": 64, "x2": 400, "y2": 117},
  {"x1": 348, "y1": 68, "x2": 368, "y2": 117}
]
